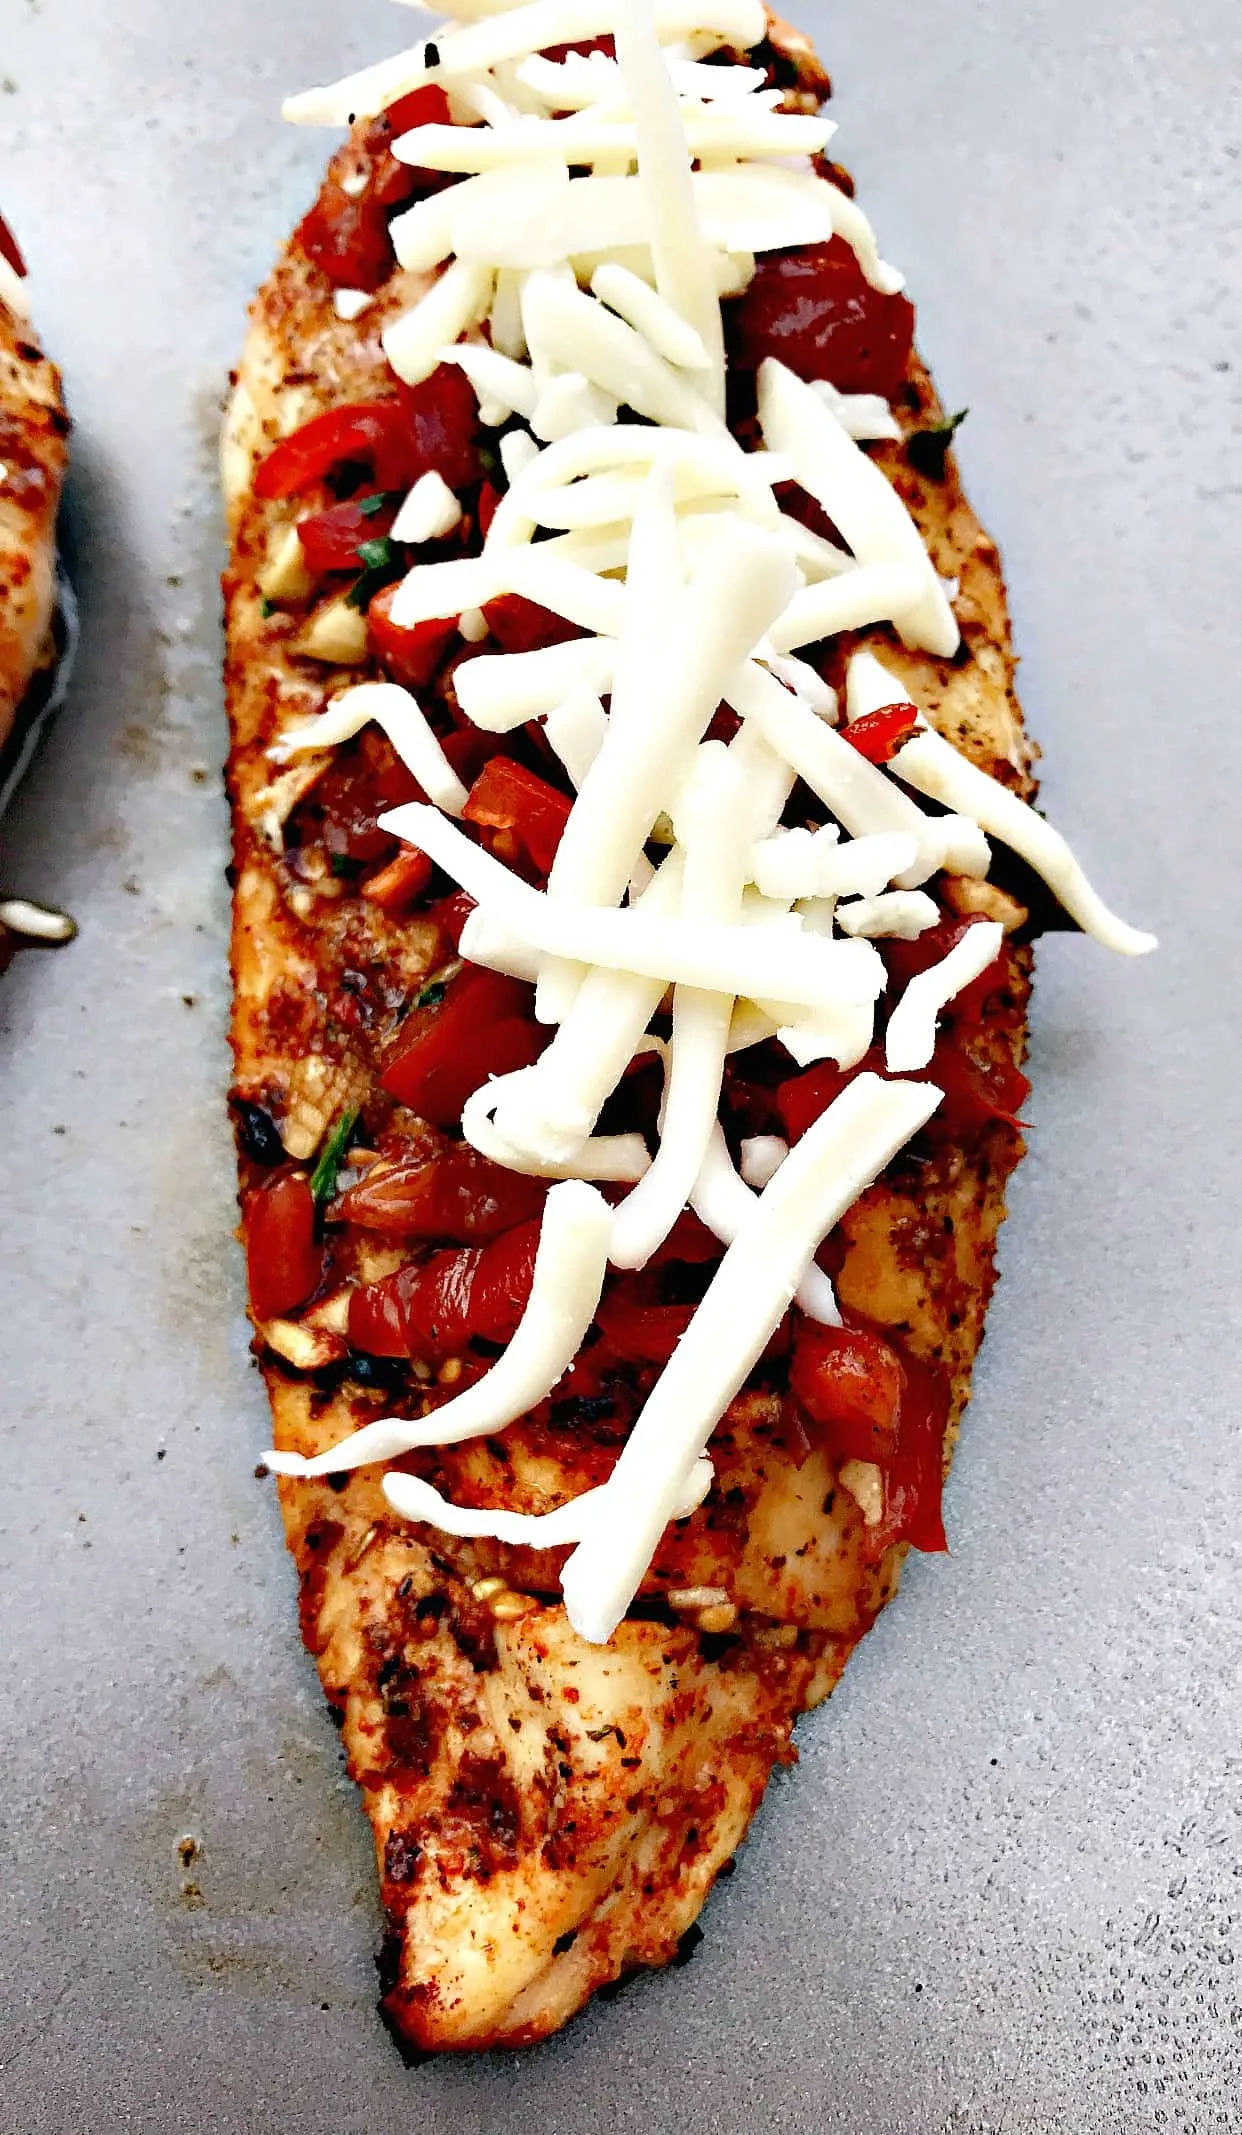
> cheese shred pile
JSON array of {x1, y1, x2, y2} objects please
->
[{"x1": 269, "y1": 0, "x2": 1155, "y2": 1644}]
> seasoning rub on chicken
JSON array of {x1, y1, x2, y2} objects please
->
[{"x1": 222, "y1": 0, "x2": 1150, "y2": 2055}]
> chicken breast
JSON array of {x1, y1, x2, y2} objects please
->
[
  {"x1": 222, "y1": 16, "x2": 1034, "y2": 2052},
  {"x1": 0, "y1": 241, "x2": 68, "y2": 765}
]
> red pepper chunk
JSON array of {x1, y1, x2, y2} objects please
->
[
  {"x1": 245, "y1": 1173, "x2": 324, "y2": 1323},
  {"x1": 255, "y1": 402, "x2": 418, "y2": 502},
  {"x1": 298, "y1": 86, "x2": 453, "y2": 292},
  {"x1": 360, "y1": 846, "x2": 434, "y2": 913},
  {"x1": 844, "y1": 703, "x2": 920, "y2": 765},
  {"x1": 0, "y1": 214, "x2": 27, "y2": 279},
  {"x1": 790, "y1": 1316, "x2": 949, "y2": 1555},
  {"x1": 725, "y1": 237, "x2": 916, "y2": 399},
  {"x1": 255, "y1": 367, "x2": 479, "y2": 503},
  {"x1": 331, "y1": 1141, "x2": 545, "y2": 1242},
  {"x1": 481, "y1": 595, "x2": 583, "y2": 654},
  {"x1": 368, "y1": 584, "x2": 458, "y2": 692},
  {"x1": 349, "y1": 1220, "x2": 542, "y2": 1361},
  {"x1": 395, "y1": 363, "x2": 482, "y2": 494},
  {"x1": 298, "y1": 495, "x2": 397, "y2": 576},
  {"x1": 790, "y1": 1321, "x2": 904, "y2": 1465},
  {"x1": 595, "y1": 1284, "x2": 697, "y2": 1366},
  {"x1": 463, "y1": 757, "x2": 573, "y2": 879},
  {"x1": 381, "y1": 962, "x2": 548, "y2": 1125}
]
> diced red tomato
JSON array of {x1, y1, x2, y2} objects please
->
[
  {"x1": 332, "y1": 1139, "x2": 545, "y2": 1242},
  {"x1": 725, "y1": 236, "x2": 916, "y2": 398},
  {"x1": 360, "y1": 846, "x2": 434, "y2": 912},
  {"x1": 297, "y1": 495, "x2": 397, "y2": 576},
  {"x1": 348, "y1": 1219, "x2": 541, "y2": 1360},
  {"x1": 255, "y1": 402, "x2": 418, "y2": 502},
  {"x1": 381, "y1": 962, "x2": 547, "y2": 1124},
  {"x1": 844, "y1": 703, "x2": 921, "y2": 765},
  {"x1": 477, "y1": 479, "x2": 501, "y2": 537},
  {"x1": 776, "y1": 1026, "x2": 1027, "y2": 1148},
  {"x1": 298, "y1": 86, "x2": 453, "y2": 291},
  {"x1": 367, "y1": 584, "x2": 457, "y2": 691},
  {"x1": 595, "y1": 1283, "x2": 697, "y2": 1366},
  {"x1": 647, "y1": 1209, "x2": 722, "y2": 1268},
  {"x1": 481, "y1": 594, "x2": 583, "y2": 654},
  {"x1": 882, "y1": 916, "x2": 1006, "y2": 1027},
  {"x1": 790, "y1": 1321, "x2": 904, "y2": 1465},
  {"x1": 394, "y1": 362, "x2": 482, "y2": 492},
  {"x1": 463, "y1": 757, "x2": 573, "y2": 878},
  {"x1": 0, "y1": 214, "x2": 26, "y2": 279},
  {"x1": 790, "y1": 1314, "x2": 949, "y2": 1555},
  {"x1": 245, "y1": 1173, "x2": 324, "y2": 1323},
  {"x1": 255, "y1": 367, "x2": 479, "y2": 503},
  {"x1": 427, "y1": 889, "x2": 476, "y2": 950},
  {"x1": 294, "y1": 729, "x2": 423, "y2": 865}
]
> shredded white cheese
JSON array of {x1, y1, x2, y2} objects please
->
[
  {"x1": 560, "y1": 1074, "x2": 942, "y2": 1643},
  {"x1": 271, "y1": 681, "x2": 468, "y2": 815}
]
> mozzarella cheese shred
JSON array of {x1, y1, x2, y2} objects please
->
[{"x1": 273, "y1": 0, "x2": 1155, "y2": 1639}]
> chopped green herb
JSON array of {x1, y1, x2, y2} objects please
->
[
  {"x1": 329, "y1": 852, "x2": 358, "y2": 879},
  {"x1": 311, "y1": 1107, "x2": 360, "y2": 1206},
  {"x1": 259, "y1": 596, "x2": 275, "y2": 619},
  {"x1": 358, "y1": 490, "x2": 400, "y2": 519},
  {"x1": 356, "y1": 534, "x2": 402, "y2": 572},
  {"x1": 345, "y1": 558, "x2": 403, "y2": 611},
  {"x1": 415, "y1": 978, "x2": 448, "y2": 1010},
  {"x1": 907, "y1": 407, "x2": 968, "y2": 480}
]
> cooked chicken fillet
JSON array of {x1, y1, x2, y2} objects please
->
[
  {"x1": 223, "y1": 14, "x2": 1035, "y2": 2052},
  {"x1": 0, "y1": 255, "x2": 67, "y2": 759}
]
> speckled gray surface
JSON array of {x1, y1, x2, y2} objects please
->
[{"x1": 1, "y1": 2, "x2": 1238, "y2": 2128}]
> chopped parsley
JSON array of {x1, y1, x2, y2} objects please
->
[
  {"x1": 358, "y1": 491, "x2": 401, "y2": 520},
  {"x1": 311, "y1": 1107, "x2": 360, "y2": 1206},
  {"x1": 415, "y1": 978, "x2": 448, "y2": 1010},
  {"x1": 907, "y1": 407, "x2": 969, "y2": 480},
  {"x1": 345, "y1": 535, "x2": 405, "y2": 611},
  {"x1": 259, "y1": 596, "x2": 275, "y2": 619}
]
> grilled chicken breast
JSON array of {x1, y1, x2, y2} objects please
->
[
  {"x1": 223, "y1": 16, "x2": 1034, "y2": 2052},
  {"x1": 0, "y1": 254, "x2": 67, "y2": 762}
]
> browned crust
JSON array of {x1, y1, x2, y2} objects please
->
[
  {"x1": 0, "y1": 297, "x2": 68, "y2": 753},
  {"x1": 222, "y1": 30, "x2": 1036, "y2": 2053}
]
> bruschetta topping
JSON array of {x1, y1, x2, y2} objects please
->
[{"x1": 261, "y1": 0, "x2": 1153, "y2": 1643}]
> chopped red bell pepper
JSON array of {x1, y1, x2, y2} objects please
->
[
  {"x1": 481, "y1": 594, "x2": 583, "y2": 654},
  {"x1": 463, "y1": 757, "x2": 573, "y2": 879},
  {"x1": 844, "y1": 703, "x2": 921, "y2": 765},
  {"x1": 0, "y1": 214, "x2": 27, "y2": 280},
  {"x1": 332, "y1": 1140, "x2": 545, "y2": 1242},
  {"x1": 255, "y1": 402, "x2": 419, "y2": 502},
  {"x1": 245, "y1": 1172, "x2": 324, "y2": 1323},
  {"x1": 367, "y1": 583, "x2": 458, "y2": 691},
  {"x1": 882, "y1": 1340, "x2": 950, "y2": 1554},
  {"x1": 381, "y1": 962, "x2": 547, "y2": 1125},
  {"x1": 297, "y1": 495, "x2": 397, "y2": 576},
  {"x1": 477, "y1": 479, "x2": 501, "y2": 537},
  {"x1": 775, "y1": 1031, "x2": 1027, "y2": 1148},
  {"x1": 360, "y1": 846, "x2": 434, "y2": 913},
  {"x1": 348, "y1": 1218, "x2": 542, "y2": 1360}
]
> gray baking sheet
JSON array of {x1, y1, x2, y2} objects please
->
[{"x1": 2, "y1": 2, "x2": 1239, "y2": 2129}]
